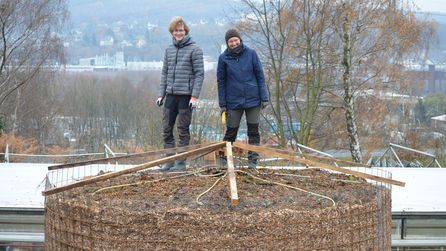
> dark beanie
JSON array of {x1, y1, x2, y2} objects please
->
[{"x1": 225, "y1": 29, "x2": 241, "y2": 43}]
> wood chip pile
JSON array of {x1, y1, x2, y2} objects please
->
[{"x1": 45, "y1": 168, "x2": 391, "y2": 250}]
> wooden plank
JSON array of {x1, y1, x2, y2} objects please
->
[
  {"x1": 189, "y1": 149, "x2": 217, "y2": 162},
  {"x1": 258, "y1": 145, "x2": 369, "y2": 167},
  {"x1": 226, "y1": 142, "x2": 238, "y2": 205},
  {"x1": 235, "y1": 144, "x2": 368, "y2": 167},
  {"x1": 42, "y1": 142, "x2": 226, "y2": 196},
  {"x1": 298, "y1": 151, "x2": 370, "y2": 167},
  {"x1": 233, "y1": 142, "x2": 405, "y2": 187},
  {"x1": 48, "y1": 143, "x2": 212, "y2": 170}
]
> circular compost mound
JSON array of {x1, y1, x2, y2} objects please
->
[{"x1": 45, "y1": 168, "x2": 391, "y2": 250}]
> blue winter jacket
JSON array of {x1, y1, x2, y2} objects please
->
[{"x1": 217, "y1": 45, "x2": 268, "y2": 110}]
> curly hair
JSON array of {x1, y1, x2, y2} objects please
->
[{"x1": 168, "y1": 16, "x2": 190, "y2": 35}]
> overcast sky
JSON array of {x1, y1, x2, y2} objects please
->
[{"x1": 413, "y1": 0, "x2": 446, "y2": 13}]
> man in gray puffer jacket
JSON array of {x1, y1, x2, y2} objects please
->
[{"x1": 156, "y1": 16, "x2": 204, "y2": 171}]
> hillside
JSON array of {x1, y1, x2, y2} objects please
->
[{"x1": 65, "y1": 1, "x2": 446, "y2": 62}]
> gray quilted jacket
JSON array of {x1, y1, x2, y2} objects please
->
[{"x1": 159, "y1": 35, "x2": 204, "y2": 97}]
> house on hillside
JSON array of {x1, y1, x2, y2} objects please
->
[
  {"x1": 423, "y1": 64, "x2": 446, "y2": 94},
  {"x1": 406, "y1": 53, "x2": 446, "y2": 95}
]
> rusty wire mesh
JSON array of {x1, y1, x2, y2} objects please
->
[{"x1": 44, "y1": 152, "x2": 392, "y2": 251}]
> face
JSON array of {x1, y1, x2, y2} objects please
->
[
  {"x1": 227, "y1": 37, "x2": 240, "y2": 49},
  {"x1": 172, "y1": 24, "x2": 186, "y2": 41}
]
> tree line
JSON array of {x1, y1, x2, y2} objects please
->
[
  {"x1": 235, "y1": 0, "x2": 436, "y2": 162},
  {"x1": 0, "y1": 0, "x2": 444, "y2": 162}
]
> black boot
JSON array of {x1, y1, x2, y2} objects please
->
[
  {"x1": 172, "y1": 158, "x2": 187, "y2": 170},
  {"x1": 160, "y1": 152, "x2": 175, "y2": 171},
  {"x1": 217, "y1": 151, "x2": 227, "y2": 168},
  {"x1": 247, "y1": 123, "x2": 260, "y2": 169},
  {"x1": 220, "y1": 127, "x2": 238, "y2": 168},
  {"x1": 223, "y1": 126, "x2": 239, "y2": 142},
  {"x1": 247, "y1": 152, "x2": 259, "y2": 169},
  {"x1": 160, "y1": 162, "x2": 174, "y2": 171}
]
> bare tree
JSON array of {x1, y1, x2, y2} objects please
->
[
  {"x1": 288, "y1": 0, "x2": 335, "y2": 146},
  {"x1": 0, "y1": 0, "x2": 67, "y2": 108},
  {"x1": 238, "y1": 0, "x2": 296, "y2": 146},
  {"x1": 6, "y1": 72, "x2": 61, "y2": 144},
  {"x1": 238, "y1": 0, "x2": 335, "y2": 148},
  {"x1": 54, "y1": 71, "x2": 164, "y2": 152},
  {"x1": 332, "y1": 0, "x2": 435, "y2": 162}
]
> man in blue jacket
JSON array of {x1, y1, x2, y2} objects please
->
[{"x1": 217, "y1": 28, "x2": 269, "y2": 168}]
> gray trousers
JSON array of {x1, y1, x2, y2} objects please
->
[
  {"x1": 225, "y1": 106, "x2": 261, "y2": 129},
  {"x1": 223, "y1": 106, "x2": 261, "y2": 165},
  {"x1": 224, "y1": 106, "x2": 261, "y2": 143}
]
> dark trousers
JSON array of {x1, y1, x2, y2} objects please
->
[{"x1": 162, "y1": 94, "x2": 192, "y2": 149}]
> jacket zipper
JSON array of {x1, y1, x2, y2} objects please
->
[{"x1": 172, "y1": 47, "x2": 179, "y2": 94}]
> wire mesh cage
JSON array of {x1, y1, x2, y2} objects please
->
[{"x1": 43, "y1": 143, "x2": 394, "y2": 250}]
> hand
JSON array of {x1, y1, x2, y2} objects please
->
[
  {"x1": 156, "y1": 97, "x2": 164, "y2": 107},
  {"x1": 220, "y1": 106, "x2": 227, "y2": 115},
  {"x1": 189, "y1": 96, "x2": 198, "y2": 109},
  {"x1": 261, "y1": 101, "x2": 269, "y2": 109}
]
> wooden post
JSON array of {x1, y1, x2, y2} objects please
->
[{"x1": 226, "y1": 142, "x2": 238, "y2": 205}]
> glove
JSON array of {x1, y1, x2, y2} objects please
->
[
  {"x1": 156, "y1": 97, "x2": 164, "y2": 107},
  {"x1": 189, "y1": 96, "x2": 198, "y2": 109},
  {"x1": 220, "y1": 107, "x2": 227, "y2": 124},
  {"x1": 261, "y1": 101, "x2": 269, "y2": 109}
]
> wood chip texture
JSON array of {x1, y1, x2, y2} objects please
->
[{"x1": 44, "y1": 168, "x2": 391, "y2": 250}]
